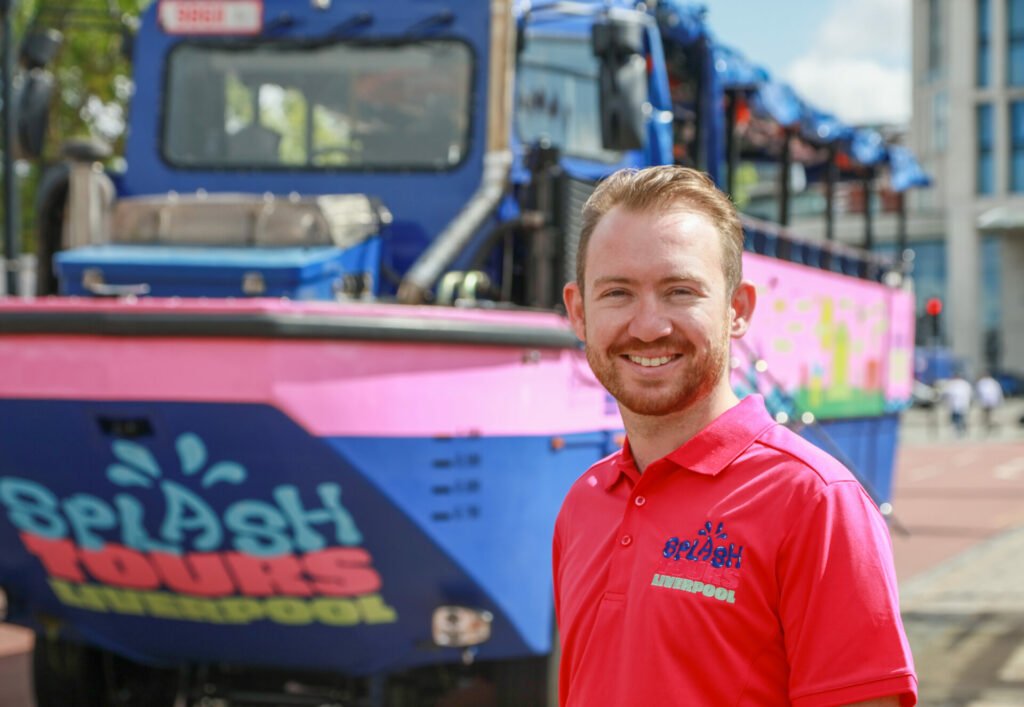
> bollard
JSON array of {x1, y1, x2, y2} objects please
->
[
  {"x1": 0, "y1": 255, "x2": 38, "y2": 299},
  {"x1": 18, "y1": 254, "x2": 36, "y2": 298}
]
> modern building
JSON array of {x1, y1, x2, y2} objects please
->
[{"x1": 910, "y1": 0, "x2": 1024, "y2": 376}]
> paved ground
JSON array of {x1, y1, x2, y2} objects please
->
[
  {"x1": 895, "y1": 399, "x2": 1024, "y2": 706},
  {"x1": 2, "y1": 399, "x2": 1023, "y2": 706}
]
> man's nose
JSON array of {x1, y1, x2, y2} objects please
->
[{"x1": 627, "y1": 296, "x2": 672, "y2": 342}]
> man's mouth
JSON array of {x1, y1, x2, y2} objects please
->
[{"x1": 626, "y1": 354, "x2": 678, "y2": 368}]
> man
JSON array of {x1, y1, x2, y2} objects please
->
[
  {"x1": 554, "y1": 166, "x2": 917, "y2": 706},
  {"x1": 975, "y1": 372, "x2": 1004, "y2": 434},
  {"x1": 942, "y1": 372, "x2": 972, "y2": 438}
]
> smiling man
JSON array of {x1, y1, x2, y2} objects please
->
[{"x1": 554, "y1": 166, "x2": 917, "y2": 706}]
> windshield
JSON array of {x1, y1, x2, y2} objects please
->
[{"x1": 163, "y1": 40, "x2": 473, "y2": 170}]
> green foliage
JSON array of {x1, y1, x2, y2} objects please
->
[
  {"x1": 5, "y1": 0, "x2": 152, "y2": 253},
  {"x1": 225, "y1": 73, "x2": 254, "y2": 130}
]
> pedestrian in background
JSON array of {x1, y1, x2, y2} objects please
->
[
  {"x1": 943, "y1": 372, "x2": 973, "y2": 438},
  {"x1": 554, "y1": 165, "x2": 917, "y2": 706},
  {"x1": 976, "y1": 372, "x2": 1004, "y2": 435}
]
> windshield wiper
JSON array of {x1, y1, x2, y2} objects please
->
[
  {"x1": 403, "y1": 10, "x2": 454, "y2": 37},
  {"x1": 330, "y1": 11, "x2": 373, "y2": 38},
  {"x1": 265, "y1": 13, "x2": 298, "y2": 35}
]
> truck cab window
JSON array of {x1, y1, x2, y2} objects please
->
[
  {"x1": 163, "y1": 40, "x2": 473, "y2": 170},
  {"x1": 516, "y1": 35, "x2": 631, "y2": 163}
]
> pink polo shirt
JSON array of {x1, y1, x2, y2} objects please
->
[{"x1": 553, "y1": 395, "x2": 917, "y2": 706}]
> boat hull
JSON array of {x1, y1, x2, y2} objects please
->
[{"x1": 0, "y1": 301, "x2": 621, "y2": 673}]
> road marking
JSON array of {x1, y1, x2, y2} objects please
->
[
  {"x1": 908, "y1": 465, "x2": 944, "y2": 481},
  {"x1": 953, "y1": 450, "x2": 981, "y2": 467},
  {"x1": 993, "y1": 457, "x2": 1024, "y2": 480},
  {"x1": 999, "y1": 642, "x2": 1024, "y2": 682}
]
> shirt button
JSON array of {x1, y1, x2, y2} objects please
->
[
  {"x1": 620, "y1": 534, "x2": 633, "y2": 546},
  {"x1": 634, "y1": 496, "x2": 646, "y2": 507}
]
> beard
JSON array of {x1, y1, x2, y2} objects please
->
[{"x1": 585, "y1": 330, "x2": 731, "y2": 417}]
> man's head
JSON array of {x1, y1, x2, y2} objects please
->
[
  {"x1": 576, "y1": 165, "x2": 745, "y2": 297},
  {"x1": 563, "y1": 166, "x2": 755, "y2": 421}
]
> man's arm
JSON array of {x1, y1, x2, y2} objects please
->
[
  {"x1": 777, "y1": 482, "x2": 917, "y2": 706},
  {"x1": 843, "y1": 698, "x2": 900, "y2": 707}
]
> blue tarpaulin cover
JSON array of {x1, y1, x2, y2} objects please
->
[
  {"x1": 888, "y1": 145, "x2": 932, "y2": 191},
  {"x1": 708, "y1": 37, "x2": 929, "y2": 186},
  {"x1": 655, "y1": 0, "x2": 710, "y2": 44},
  {"x1": 850, "y1": 128, "x2": 887, "y2": 166},
  {"x1": 713, "y1": 44, "x2": 769, "y2": 89},
  {"x1": 517, "y1": 0, "x2": 931, "y2": 188}
]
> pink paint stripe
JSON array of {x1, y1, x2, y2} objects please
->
[
  {"x1": 0, "y1": 297, "x2": 570, "y2": 328},
  {"x1": 0, "y1": 334, "x2": 620, "y2": 437}
]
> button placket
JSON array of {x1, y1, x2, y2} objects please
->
[{"x1": 604, "y1": 473, "x2": 652, "y2": 594}]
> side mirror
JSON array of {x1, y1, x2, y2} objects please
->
[{"x1": 591, "y1": 18, "x2": 647, "y2": 152}]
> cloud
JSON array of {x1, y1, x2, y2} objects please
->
[
  {"x1": 786, "y1": 56, "x2": 911, "y2": 125},
  {"x1": 783, "y1": 0, "x2": 911, "y2": 125}
]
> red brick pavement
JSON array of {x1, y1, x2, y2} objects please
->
[{"x1": 890, "y1": 439, "x2": 1024, "y2": 583}]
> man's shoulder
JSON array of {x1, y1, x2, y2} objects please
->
[
  {"x1": 555, "y1": 449, "x2": 623, "y2": 535},
  {"x1": 747, "y1": 422, "x2": 859, "y2": 489},
  {"x1": 562, "y1": 449, "x2": 621, "y2": 498}
]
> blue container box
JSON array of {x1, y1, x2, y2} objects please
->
[{"x1": 55, "y1": 242, "x2": 382, "y2": 300}]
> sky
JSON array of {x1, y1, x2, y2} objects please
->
[{"x1": 699, "y1": 0, "x2": 912, "y2": 126}]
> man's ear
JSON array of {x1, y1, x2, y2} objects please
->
[
  {"x1": 729, "y1": 280, "x2": 756, "y2": 338},
  {"x1": 564, "y1": 282, "x2": 586, "y2": 342}
]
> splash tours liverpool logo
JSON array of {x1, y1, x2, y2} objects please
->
[
  {"x1": 0, "y1": 433, "x2": 397, "y2": 628},
  {"x1": 650, "y1": 521, "x2": 745, "y2": 605}
]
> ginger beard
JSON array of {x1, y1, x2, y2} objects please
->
[{"x1": 583, "y1": 316, "x2": 732, "y2": 417}]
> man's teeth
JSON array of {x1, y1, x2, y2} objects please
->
[{"x1": 629, "y1": 355, "x2": 674, "y2": 367}]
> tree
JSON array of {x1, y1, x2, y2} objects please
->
[{"x1": 4, "y1": 0, "x2": 151, "y2": 252}]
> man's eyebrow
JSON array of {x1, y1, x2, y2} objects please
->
[
  {"x1": 591, "y1": 276, "x2": 637, "y2": 287},
  {"x1": 591, "y1": 274, "x2": 708, "y2": 287}
]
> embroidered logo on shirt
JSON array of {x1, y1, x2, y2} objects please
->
[
  {"x1": 662, "y1": 521, "x2": 743, "y2": 568},
  {"x1": 650, "y1": 573, "x2": 736, "y2": 603},
  {"x1": 651, "y1": 520, "x2": 744, "y2": 605}
]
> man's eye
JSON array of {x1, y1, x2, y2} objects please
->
[
  {"x1": 601, "y1": 289, "x2": 628, "y2": 298},
  {"x1": 670, "y1": 288, "x2": 695, "y2": 297}
]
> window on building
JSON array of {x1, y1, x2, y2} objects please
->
[
  {"x1": 1010, "y1": 0, "x2": 1024, "y2": 85},
  {"x1": 876, "y1": 240, "x2": 947, "y2": 347},
  {"x1": 1011, "y1": 101, "x2": 1024, "y2": 190},
  {"x1": 929, "y1": 0, "x2": 943, "y2": 81},
  {"x1": 981, "y1": 235, "x2": 1002, "y2": 333},
  {"x1": 979, "y1": 0, "x2": 991, "y2": 86},
  {"x1": 932, "y1": 91, "x2": 948, "y2": 153},
  {"x1": 977, "y1": 103, "x2": 995, "y2": 194}
]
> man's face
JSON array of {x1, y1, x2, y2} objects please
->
[{"x1": 565, "y1": 206, "x2": 741, "y2": 417}]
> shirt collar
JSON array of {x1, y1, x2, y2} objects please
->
[{"x1": 600, "y1": 395, "x2": 774, "y2": 490}]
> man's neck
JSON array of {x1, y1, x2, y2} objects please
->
[{"x1": 622, "y1": 386, "x2": 739, "y2": 473}]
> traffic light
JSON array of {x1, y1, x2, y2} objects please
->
[{"x1": 925, "y1": 297, "x2": 942, "y2": 341}]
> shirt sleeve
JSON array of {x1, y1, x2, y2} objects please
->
[
  {"x1": 552, "y1": 510, "x2": 564, "y2": 629},
  {"x1": 776, "y1": 480, "x2": 918, "y2": 707}
]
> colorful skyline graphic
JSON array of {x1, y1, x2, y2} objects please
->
[{"x1": 731, "y1": 253, "x2": 915, "y2": 420}]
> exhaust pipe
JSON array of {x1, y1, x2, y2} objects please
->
[{"x1": 397, "y1": 0, "x2": 515, "y2": 304}]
